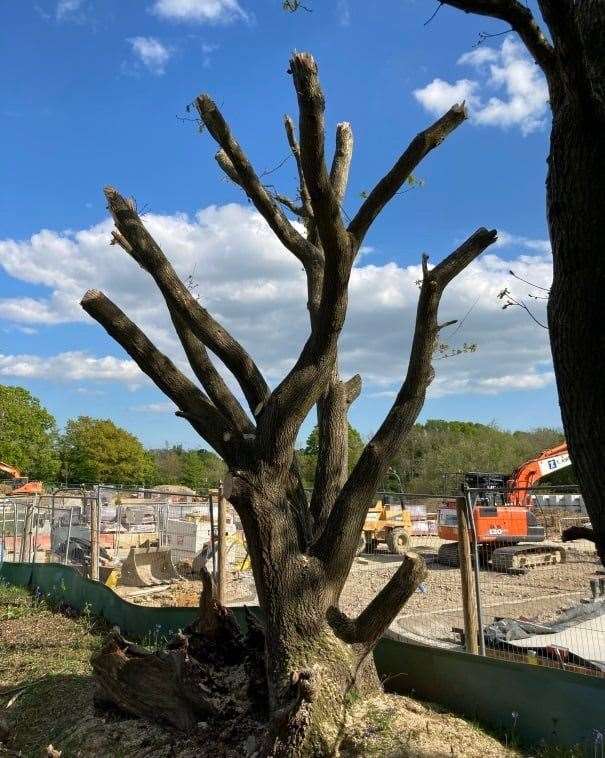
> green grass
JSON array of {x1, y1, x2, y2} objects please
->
[{"x1": 0, "y1": 580, "x2": 106, "y2": 756}]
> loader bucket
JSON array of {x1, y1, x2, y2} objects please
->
[{"x1": 120, "y1": 546, "x2": 181, "y2": 587}]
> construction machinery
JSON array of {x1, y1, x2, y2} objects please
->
[
  {"x1": 119, "y1": 546, "x2": 181, "y2": 587},
  {"x1": 0, "y1": 461, "x2": 43, "y2": 494},
  {"x1": 507, "y1": 442, "x2": 571, "y2": 507},
  {"x1": 437, "y1": 443, "x2": 572, "y2": 572},
  {"x1": 359, "y1": 495, "x2": 414, "y2": 555}
]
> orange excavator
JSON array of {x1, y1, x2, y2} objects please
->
[
  {"x1": 437, "y1": 443, "x2": 572, "y2": 572},
  {"x1": 507, "y1": 442, "x2": 570, "y2": 507},
  {"x1": 0, "y1": 461, "x2": 43, "y2": 494}
]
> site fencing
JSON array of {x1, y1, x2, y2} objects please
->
[
  {"x1": 1, "y1": 482, "x2": 602, "y2": 678},
  {"x1": 379, "y1": 486, "x2": 602, "y2": 679}
]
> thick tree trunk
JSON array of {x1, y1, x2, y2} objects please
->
[
  {"x1": 546, "y1": 42, "x2": 605, "y2": 566},
  {"x1": 92, "y1": 554, "x2": 421, "y2": 757}
]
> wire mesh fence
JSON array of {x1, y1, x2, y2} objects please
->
[
  {"x1": 1, "y1": 481, "x2": 603, "y2": 677},
  {"x1": 381, "y1": 486, "x2": 603, "y2": 678}
]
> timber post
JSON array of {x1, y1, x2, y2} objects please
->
[
  {"x1": 217, "y1": 481, "x2": 226, "y2": 605},
  {"x1": 456, "y1": 495, "x2": 479, "y2": 654}
]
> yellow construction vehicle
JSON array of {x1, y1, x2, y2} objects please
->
[{"x1": 358, "y1": 496, "x2": 413, "y2": 555}]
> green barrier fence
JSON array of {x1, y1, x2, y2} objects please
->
[{"x1": 2, "y1": 561, "x2": 604, "y2": 750}]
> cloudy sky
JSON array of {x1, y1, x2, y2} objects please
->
[{"x1": 1, "y1": 1, "x2": 557, "y2": 448}]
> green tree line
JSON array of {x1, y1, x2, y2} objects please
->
[
  {"x1": 0, "y1": 385, "x2": 570, "y2": 493},
  {"x1": 0, "y1": 385, "x2": 225, "y2": 490}
]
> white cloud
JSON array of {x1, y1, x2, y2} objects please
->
[
  {"x1": 413, "y1": 78, "x2": 479, "y2": 115},
  {"x1": 56, "y1": 0, "x2": 83, "y2": 20},
  {"x1": 414, "y1": 39, "x2": 549, "y2": 135},
  {"x1": 0, "y1": 204, "x2": 554, "y2": 400},
  {"x1": 151, "y1": 0, "x2": 247, "y2": 24},
  {"x1": 131, "y1": 402, "x2": 177, "y2": 413},
  {"x1": 457, "y1": 47, "x2": 498, "y2": 67},
  {"x1": 495, "y1": 231, "x2": 551, "y2": 254},
  {"x1": 128, "y1": 37, "x2": 172, "y2": 75},
  {"x1": 0, "y1": 352, "x2": 141, "y2": 385}
]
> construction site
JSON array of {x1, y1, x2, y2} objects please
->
[{"x1": 1, "y1": 442, "x2": 603, "y2": 678}]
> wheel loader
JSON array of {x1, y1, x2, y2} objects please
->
[{"x1": 357, "y1": 496, "x2": 413, "y2": 555}]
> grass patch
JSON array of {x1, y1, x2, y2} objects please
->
[{"x1": 0, "y1": 580, "x2": 105, "y2": 755}]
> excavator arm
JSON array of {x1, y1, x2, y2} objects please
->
[
  {"x1": 0, "y1": 461, "x2": 23, "y2": 478},
  {"x1": 507, "y1": 442, "x2": 571, "y2": 506}
]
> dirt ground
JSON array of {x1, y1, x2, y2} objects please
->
[
  {"x1": 115, "y1": 536, "x2": 601, "y2": 649},
  {"x1": 0, "y1": 582, "x2": 522, "y2": 758}
]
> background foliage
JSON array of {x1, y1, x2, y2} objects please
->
[
  {"x1": 0, "y1": 385, "x2": 60, "y2": 481},
  {"x1": 0, "y1": 385, "x2": 570, "y2": 493}
]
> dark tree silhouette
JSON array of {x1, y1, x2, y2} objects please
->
[{"x1": 439, "y1": 0, "x2": 605, "y2": 566}]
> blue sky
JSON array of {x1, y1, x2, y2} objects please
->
[{"x1": 0, "y1": 0, "x2": 558, "y2": 449}]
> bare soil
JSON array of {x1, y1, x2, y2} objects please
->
[
  {"x1": 0, "y1": 582, "x2": 518, "y2": 758},
  {"x1": 117, "y1": 536, "x2": 600, "y2": 649}
]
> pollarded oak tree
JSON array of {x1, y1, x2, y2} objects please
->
[
  {"x1": 435, "y1": 2, "x2": 605, "y2": 564},
  {"x1": 83, "y1": 53, "x2": 496, "y2": 757}
]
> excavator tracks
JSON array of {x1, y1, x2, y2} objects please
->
[
  {"x1": 437, "y1": 541, "x2": 567, "y2": 573},
  {"x1": 490, "y1": 544, "x2": 566, "y2": 573},
  {"x1": 436, "y1": 541, "x2": 460, "y2": 567}
]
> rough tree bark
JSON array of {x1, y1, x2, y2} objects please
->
[
  {"x1": 441, "y1": 0, "x2": 605, "y2": 567},
  {"x1": 82, "y1": 52, "x2": 496, "y2": 756}
]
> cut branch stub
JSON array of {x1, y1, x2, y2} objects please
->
[
  {"x1": 330, "y1": 121, "x2": 354, "y2": 206},
  {"x1": 289, "y1": 52, "x2": 350, "y2": 254},
  {"x1": 344, "y1": 373, "x2": 362, "y2": 405},
  {"x1": 327, "y1": 551, "x2": 427, "y2": 647}
]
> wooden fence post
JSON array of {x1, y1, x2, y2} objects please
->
[
  {"x1": 456, "y1": 495, "x2": 479, "y2": 654},
  {"x1": 90, "y1": 488, "x2": 100, "y2": 581},
  {"x1": 217, "y1": 482, "x2": 226, "y2": 605}
]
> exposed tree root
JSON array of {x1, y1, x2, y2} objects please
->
[
  {"x1": 91, "y1": 568, "x2": 254, "y2": 737},
  {"x1": 91, "y1": 559, "x2": 427, "y2": 757}
]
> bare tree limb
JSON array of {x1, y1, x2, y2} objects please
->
[
  {"x1": 348, "y1": 104, "x2": 467, "y2": 245},
  {"x1": 344, "y1": 374, "x2": 362, "y2": 405},
  {"x1": 196, "y1": 96, "x2": 320, "y2": 268},
  {"x1": 309, "y1": 373, "x2": 361, "y2": 534},
  {"x1": 81, "y1": 290, "x2": 232, "y2": 459},
  {"x1": 215, "y1": 149, "x2": 242, "y2": 186},
  {"x1": 255, "y1": 55, "x2": 356, "y2": 465},
  {"x1": 310, "y1": 375, "x2": 348, "y2": 533},
  {"x1": 312, "y1": 227, "x2": 498, "y2": 582},
  {"x1": 441, "y1": 0, "x2": 556, "y2": 77},
  {"x1": 328, "y1": 552, "x2": 427, "y2": 646},
  {"x1": 330, "y1": 122, "x2": 354, "y2": 206},
  {"x1": 289, "y1": 53, "x2": 351, "y2": 254},
  {"x1": 103, "y1": 186, "x2": 269, "y2": 414},
  {"x1": 284, "y1": 115, "x2": 314, "y2": 221},
  {"x1": 171, "y1": 311, "x2": 255, "y2": 434}
]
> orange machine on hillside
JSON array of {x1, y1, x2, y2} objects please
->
[
  {"x1": 0, "y1": 461, "x2": 43, "y2": 494},
  {"x1": 437, "y1": 443, "x2": 572, "y2": 571}
]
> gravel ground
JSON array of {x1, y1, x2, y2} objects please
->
[
  {"x1": 344, "y1": 537, "x2": 600, "y2": 645},
  {"x1": 117, "y1": 535, "x2": 601, "y2": 648}
]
